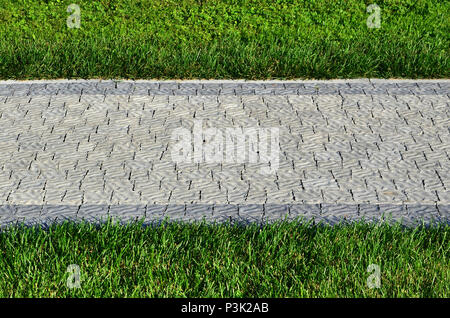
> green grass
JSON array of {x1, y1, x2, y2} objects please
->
[
  {"x1": 0, "y1": 0, "x2": 448, "y2": 79},
  {"x1": 0, "y1": 220, "x2": 448, "y2": 297}
]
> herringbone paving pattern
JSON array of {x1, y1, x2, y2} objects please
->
[{"x1": 0, "y1": 79, "x2": 448, "y2": 226}]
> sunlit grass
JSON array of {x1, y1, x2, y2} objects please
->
[
  {"x1": 0, "y1": 220, "x2": 448, "y2": 297},
  {"x1": 0, "y1": 0, "x2": 448, "y2": 79}
]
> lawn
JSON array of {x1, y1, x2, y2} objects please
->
[
  {"x1": 0, "y1": 0, "x2": 448, "y2": 79},
  {"x1": 0, "y1": 220, "x2": 448, "y2": 297}
]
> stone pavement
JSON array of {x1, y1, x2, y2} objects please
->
[{"x1": 0, "y1": 79, "x2": 449, "y2": 227}]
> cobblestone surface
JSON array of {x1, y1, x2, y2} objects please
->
[{"x1": 0, "y1": 79, "x2": 449, "y2": 226}]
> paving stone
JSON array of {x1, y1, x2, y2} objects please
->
[
  {"x1": 41, "y1": 204, "x2": 78, "y2": 222},
  {"x1": 264, "y1": 204, "x2": 289, "y2": 222},
  {"x1": 0, "y1": 205, "x2": 17, "y2": 227},
  {"x1": 184, "y1": 204, "x2": 215, "y2": 222},
  {"x1": 213, "y1": 204, "x2": 239, "y2": 222},
  {"x1": 163, "y1": 204, "x2": 186, "y2": 221},
  {"x1": 109, "y1": 204, "x2": 146, "y2": 222},
  {"x1": 321, "y1": 204, "x2": 358, "y2": 220},
  {"x1": 238, "y1": 204, "x2": 263, "y2": 222},
  {"x1": 404, "y1": 204, "x2": 441, "y2": 223},
  {"x1": 289, "y1": 204, "x2": 321, "y2": 221},
  {"x1": 14, "y1": 205, "x2": 42, "y2": 218},
  {"x1": 144, "y1": 205, "x2": 166, "y2": 222},
  {"x1": 77, "y1": 204, "x2": 107, "y2": 222},
  {"x1": 436, "y1": 204, "x2": 450, "y2": 220}
]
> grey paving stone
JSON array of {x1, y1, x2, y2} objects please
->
[
  {"x1": 109, "y1": 204, "x2": 146, "y2": 222},
  {"x1": 144, "y1": 205, "x2": 166, "y2": 221},
  {"x1": 436, "y1": 204, "x2": 450, "y2": 219},
  {"x1": 77, "y1": 205, "x2": 108, "y2": 222},
  {"x1": 41, "y1": 204, "x2": 78, "y2": 222},
  {"x1": 164, "y1": 204, "x2": 186, "y2": 221},
  {"x1": 289, "y1": 204, "x2": 321, "y2": 221},
  {"x1": 183, "y1": 203, "x2": 210, "y2": 213},
  {"x1": 185, "y1": 204, "x2": 214, "y2": 220},
  {"x1": 0, "y1": 205, "x2": 17, "y2": 226},
  {"x1": 264, "y1": 204, "x2": 289, "y2": 222},
  {"x1": 174, "y1": 89, "x2": 196, "y2": 95},
  {"x1": 0, "y1": 207, "x2": 17, "y2": 228},
  {"x1": 264, "y1": 83, "x2": 285, "y2": 90},
  {"x1": 213, "y1": 204, "x2": 239, "y2": 222},
  {"x1": 149, "y1": 88, "x2": 173, "y2": 95},
  {"x1": 405, "y1": 204, "x2": 441, "y2": 222},
  {"x1": 238, "y1": 204, "x2": 263, "y2": 222},
  {"x1": 321, "y1": 204, "x2": 358, "y2": 219}
]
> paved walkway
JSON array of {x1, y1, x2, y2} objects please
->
[{"x1": 0, "y1": 79, "x2": 449, "y2": 226}]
